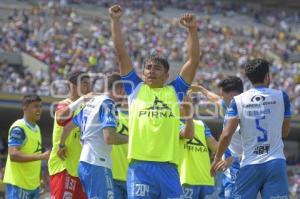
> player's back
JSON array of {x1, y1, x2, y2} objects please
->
[
  {"x1": 234, "y1": 87, "x2": 285, "y2": 167},
  {"x1": 79, "y1": 95, "x2": 114, "y2": 168}
]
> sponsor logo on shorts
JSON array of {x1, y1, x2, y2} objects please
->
[{"x1": 107, "y1": 190, "x2": 114, "y2": 199}]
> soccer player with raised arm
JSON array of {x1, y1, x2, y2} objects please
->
[
  {"x1": 211, "y1": 59, "x2": 291, "y2": 199},
  {"x1": 109, "y1": 4, "x2": 200, "y2": 199}
]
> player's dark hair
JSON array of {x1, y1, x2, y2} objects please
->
[
  {"x1": 22, "y1": 94, "x2": 42, "y2": 107},
  {"x1": 218, "y1": 76, "x2": 244, "y2": 94},
  {"x1": 107, "y1": 73, "x2": 122, "y2": 91},
  {"x1": 67, "y1": 71, "x2": 89, "y2": 85},
  {"x1": 244, "y1": 59, "x2": 269, "y2": 84},
  {"x1": 144, "y1": 53, "x2": 169, "y2": 72}
]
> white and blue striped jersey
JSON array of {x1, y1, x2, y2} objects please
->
[
  {"x1": 227, "y1": 87, "x2": 291, "y2": 167},
  {"x1": 73, "y1": 95, "x2": 118, "y2": 169}
]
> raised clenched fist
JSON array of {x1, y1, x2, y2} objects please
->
[
  {"x1": 179, "y1": 13, "x2": 197, "y2": 29},
  {"x1": 109, "y1": 5, "x2": 123, "y2": 20}
]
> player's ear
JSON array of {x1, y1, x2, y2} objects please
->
[
  {"x1": 264, "y1": 72, "x2": 270, "y2": 84},
  {"x1": 164, "y1": 72, "x2": 169, "y2": 81},
  {"x1": 22, "y1": 104, "x2": 28, "y2": 112}
]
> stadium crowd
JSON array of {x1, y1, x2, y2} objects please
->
[{"x1": 0, "y1": 1, "x2": 299, "y2": 114}]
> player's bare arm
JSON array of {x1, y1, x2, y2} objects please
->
[
  {"x1": 103, "y1": 127, "x2": 128, "y2": 145},
  {"x1": 190, "y1": 84, "x2": 221, "y2": 103},
  {"x1": 9, "y1": 147, "x2": 50, "y2": 162},
  {"x1": 206, "y1": 136, "x2": 219, "y2": 153},
  {"x1": 109, "y1": 5, "x2": 133, "y2": 75},
  {"x1": 179, "y1": 13, "x2": 200, "y2": 84},
  {"x1": 57, "y1": 121, "x2": 77, "y2": 160},
  {"x1": 282, "y1": 118, "x2": 291, "y2": 138},
  {"x1": 56, "y1": 92, "x2": 95, "y2": 125},
  {"x1": 210, "y1": 117, "x2": 239, "y2": 176}
]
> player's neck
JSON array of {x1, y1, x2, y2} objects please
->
[
  {"x1": 106, "y1": 92, "x2": 115, "y2": 101},
  {"x1": 147, "y1": 83, "x2": 164, "y2": 88},
  {"x1": 253, "y1": 83, "x2": 268, "y2": 88},
  {"x1": 69, "y1": 93, "x2": 80, "y2": 102},
  {"x1": 23, "y1": 115, "x2": 36, "y2": 126}
]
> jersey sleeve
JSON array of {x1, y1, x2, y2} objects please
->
[
  {"x1": 8, "y1": 127, "x2": 26, "y2": 147},
  {"x1": 221, "y1": 99, "x2": 227, "y2": 110},
  {"x1": 98, "y1": 99, "x2": 118, "y2": 129},
  {"x1": 226, "y1": 99, "x2": 238, "y2": 118},
  {"x1": 73, "y1": 109, "x2": 83, "y2": 127},
  {"x1": 169, "y1": 75, "x2": 190, "y2": 102},
  {"x1": 282, "y1": 91, "x2": 292, "y2": 118},
  {"x1": 204, "y1": 124, "x2": 213, "y2": 138},
  {"x1": 121, "y1": 70, "x2": 143, "y2": 95}
]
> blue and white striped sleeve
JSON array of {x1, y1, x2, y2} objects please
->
[
  {"x1": 73, "y1": 109, "x2": 83, "y2": 127},
  {"x1": 226, "y1": 99, "x2": 238, "y2": 118},
  {"x1": 282, "y1": 91, "x2": 292, "y2": 118},
  {"x1": 8, "y1": 127, "x2": 26, "y2": 147},
  {"x1": 204, "y1": 124, "x2": 212, "y2": 138},
  {"x1": 98, "y1": 99, "x2": 118, "y2": 129}
]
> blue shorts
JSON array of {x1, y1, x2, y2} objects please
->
[
  {"x1": 114, "y1": 179, "x2": 127, "y2": 199},
  {"x1": 232, "y1": 159, "x2": 289, "y2": 199},
  {"x1": 6, "y1": 184, "x2": 39, "y2": 199},
  {"x1": 182, "y1": 184, "x2": 214, "y2": 199},
  {"x1": 218, "y1": 162, "x2": 240, "y2": 199},
  {"x1": 127, "y1": 160, "x2": 183, "y2": 199},
  {"x1": 78, "y1": 161, "x2": 114, "y2": 198}
]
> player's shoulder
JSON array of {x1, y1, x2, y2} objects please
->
[
  {"x1": 262, "y1": 88, "x2": 285, "y2": 99},
  {"x1": 56, "y1": 98, "x2": 72, "y2": 108},
  {"x1": 59, "y1": 98, "x2": 72, "y2": 105},
  {"x1": 11, "y1": 119, "x2": 25, "y2": 127}
]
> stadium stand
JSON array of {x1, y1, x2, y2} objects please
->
[{"x1": 0, "y1": 0, "x2": 299, "y2": 198}]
